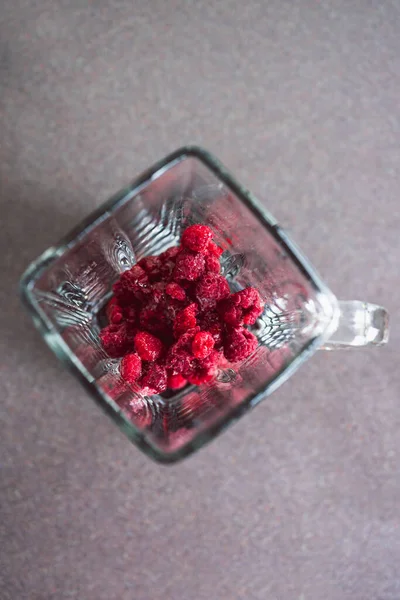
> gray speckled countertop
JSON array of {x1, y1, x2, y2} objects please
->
[{"x1": 1, "y1": 1, "x2": 399, "y2": 599}]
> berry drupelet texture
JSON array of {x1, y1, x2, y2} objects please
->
[{"x1": 100, "y1": 224, "x2": 265, "y2": 393}]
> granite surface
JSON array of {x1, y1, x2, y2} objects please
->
[{"x1": 1, "y1": 1, "x2": 399, "y2": 599}]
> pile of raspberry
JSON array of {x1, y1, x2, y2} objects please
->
[{"x1": 99, "y1": 224, "x2": 265, "y2": 395}]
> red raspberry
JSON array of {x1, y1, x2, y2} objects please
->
[
  {"x1": 166, "y1": 328, "x2": 199, "y2": 375},
  {"x1": 140, "y1": 363, "x2": 168, "y2": 394},
  {"x1": 166, "y1": 348, "x2": 194, "y2": 376},
  {"x1": 138, "y1": 256, "x2": 157, "y2": 270},
  {"x1": 173, "y1": 303, "x2": 198, "y2": 338},
  {"x1": 199, "y1": 310, "x2": 224, "y2": 349},
  {"x1": 139, "y1": 306, "x2": 170, "y2": 336},
  {"x1": 218, "y1": 302, "x2": 242, "y2": 327},
  {"x1": 197, "y1": 349, "x2": 221, "y2": 370},
  {"x1": 192, "y1": 331, "x2": 215, "y2": 359},
  {"x1": 138, "y1": 256, "x2": 161, "y2": 278},
  {"x1": 173, "y1": 250, "x2": 205, "y2": 281},
  {"x1": 243, "y1": 293, "x2": 264, "y2": 325},
  {"x1": 159, "y1": 259, "x2": 176, "y2": 280},
  {"x1": 159, "y1": 246, "x2": 179, "y2": 261},
  {"x1": 205, "y1": 254, "x2": 221, "y2": 274},
  {"x1": 219, "y1": 287, "x2": 264, "y2": 326},
  {"x1": 195, "y1": 272, "x2": 230, "y2": 308},
  {"x1": 112, "y1": 265, "x2": 148, "y2": 305},
  {"x1": 134, "y1": 331, "x2": 163, "y2": 361},
  {"x1": 207, "y1": 324, "x2": 224, "y2": 348},
  {"x1": 207, "y1": 241, "x2": 224, "y2": 257},
  {"x1": 178, "y1": 280, "x2": 197, "y2": 300},
  {"x1": 223, "y1": 327, "x2": 258, "y2": 362},
  {"x1": 106, "y1": 297, "x2": 123, "y2": 324},
  {"x1": 198, "y1": 311, "x2": 225, "y2": 348},
  {"x1": 198, "y1": 310, "x2": 220, "y2": 329},
  {"x1": 147, "y1": 281, "x2": 165, "y2": 305},
  {"x1": 187, "y1": 368, "x2": 215, "y2": 385},
  {"x1": 167, "y1": 373, "x2": 187, "y2": 390},
  {"x1": 165, "y1": 282, "x2": 186, "y2": 301},
  {"x1": 122, "y1": 305, "x2": 137, "y2": 323},
  {"x1": 100, "y1": 323, "x2": 132, "y2": 358},
  {"x1": 181, "y1": 224, "x2": 213, "y2": 253},
  {"x1": 120, "y1": 353, "x2": 142, "y2": 383},
  {"x1": 163, "y1": 301, "x2": 182, "y2": 326},
  {"x1": 187, "y1": 349, "x2": 221, "y2": 386},
  {"x1": 174, "y1": 327, "x2": 200, "y2": 349},
  {"x1": 237, "y1": 287, "x2": 260, "y2": 309}
]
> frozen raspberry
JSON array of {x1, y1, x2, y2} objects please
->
[
  {"x1": 122, "y1": 305, "x2": 137, "y2": 323},
  {"x1": 138, "y1": 257, "x2": 163, "y2": 283},
  {"x1": 178, "y1": 280, "x2": 197, "y2": 300},
  {"x1": 173, "y1": 250, "x2": 205, "y2": 281},
  {"x1": 112, "y1": 265, "x2": 148, "y2": 305},
  {"x1": 166, "y1": 348, "x2": 194, "y2": 376},
  {"x1": 243, "y1": 294, "x2": 264, "y2": 325},
  {"x1": 166, "y1": 328, "x2": 199, "y2": 375},
  {"x1": 195, "y1": 272, "x2": 230, "y2": 308},
  {"x1": 192, "y1": 331, "x2": 215, "y2": 359},
  {"x1": 147, "y1": 282, "x2": 165, "y2": 305},
  {"x1": 223, "y1": 327, "x2": 258, "y2": 362},
  {"x1": 197, "y1": 311, "x2": 223, "y2": 348},
  {"x1": 134, "y1": 331, "x2": 163, "y2": 361},
  {"x1": 161, "y1": 261, "x2": 176, "y2": 280},
  {"x1": 205, "y1": 254, "x2": 221, "y2": 274},
  {"x1": 197, "y1": 349, "x2": 221, "y2": 370},
  {"x1": 140, "y1": 364, "x2": 168, "y2": 394},
  {"x1": 219, "y1": 287, "x2": 264, "y2": 326},
  {"x1": 138, "y1": 256, "x2": 159, "y2": 272},
  {"x1": 100, "y1": 323, "x2": 132, "y2": 358},
  {"x1": 218, "y1": 301, "x2": 242, "y2": 327},
  {"x1": 159, "y1": 246, "x2": 179, "y2": 262},
  {"x1": 187, "y1": 349, "x2": 221, "y2": 386},
  {"x1": 207, "y1": 241, "x2": 224, "y2": 257},
  {"x1": 167, "y1": 373, "x2": 188, "y2": 390},
  {"x1": 173, "y1": 303, "x2": 198, "y2": 338},
  {"x1": 187, "y1": 368, "x2": 215, "y2": 385},
  {"x1": 207, "y1": 324, "x2": 223, "y2": 348},
  {"x1": 99, "y1": 225, "x2": 262, "y2": 394},
  {"x1": 237, "y1": 287, "x2": 260, "y2": 309},
  {"x1": 165, "y1": 282, "x2": 186, "y2": 301},
  {"x1": 199, "y1": 310, "x2": 220, "y2": 329},
  {"x1": 120, "y1": 353, "x2": 142, "y2": 383},
  {"x1": 181, "y1": 224, "x2": 213, "y2": 253},
  {"x1": 163, "y1": 301, "x2": 182, "y2": 326},
  {"x1": 106, "y1": 297, "x2": 123, "y2": 324},
  {"x1": 139, "y1": 306, "x2": 169, "y2": 336},
  {"x1": 174, "y1": 327, "x2": 200, "y2": 350},
  {"x1": 199, "y1": 309, "x2": 220, "y2": 331}
]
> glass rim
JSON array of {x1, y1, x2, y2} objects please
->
[{"x1": 19, "y1": 145, "x2": 338, "y2": 464}]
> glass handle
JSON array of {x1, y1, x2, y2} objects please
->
[{"x1": 321, "y1": 301, "x2": 389, "y2": 350}]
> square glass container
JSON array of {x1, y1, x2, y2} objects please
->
[{"x1": 20, "y1": 147, "x2": 338, "y2": 463}]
